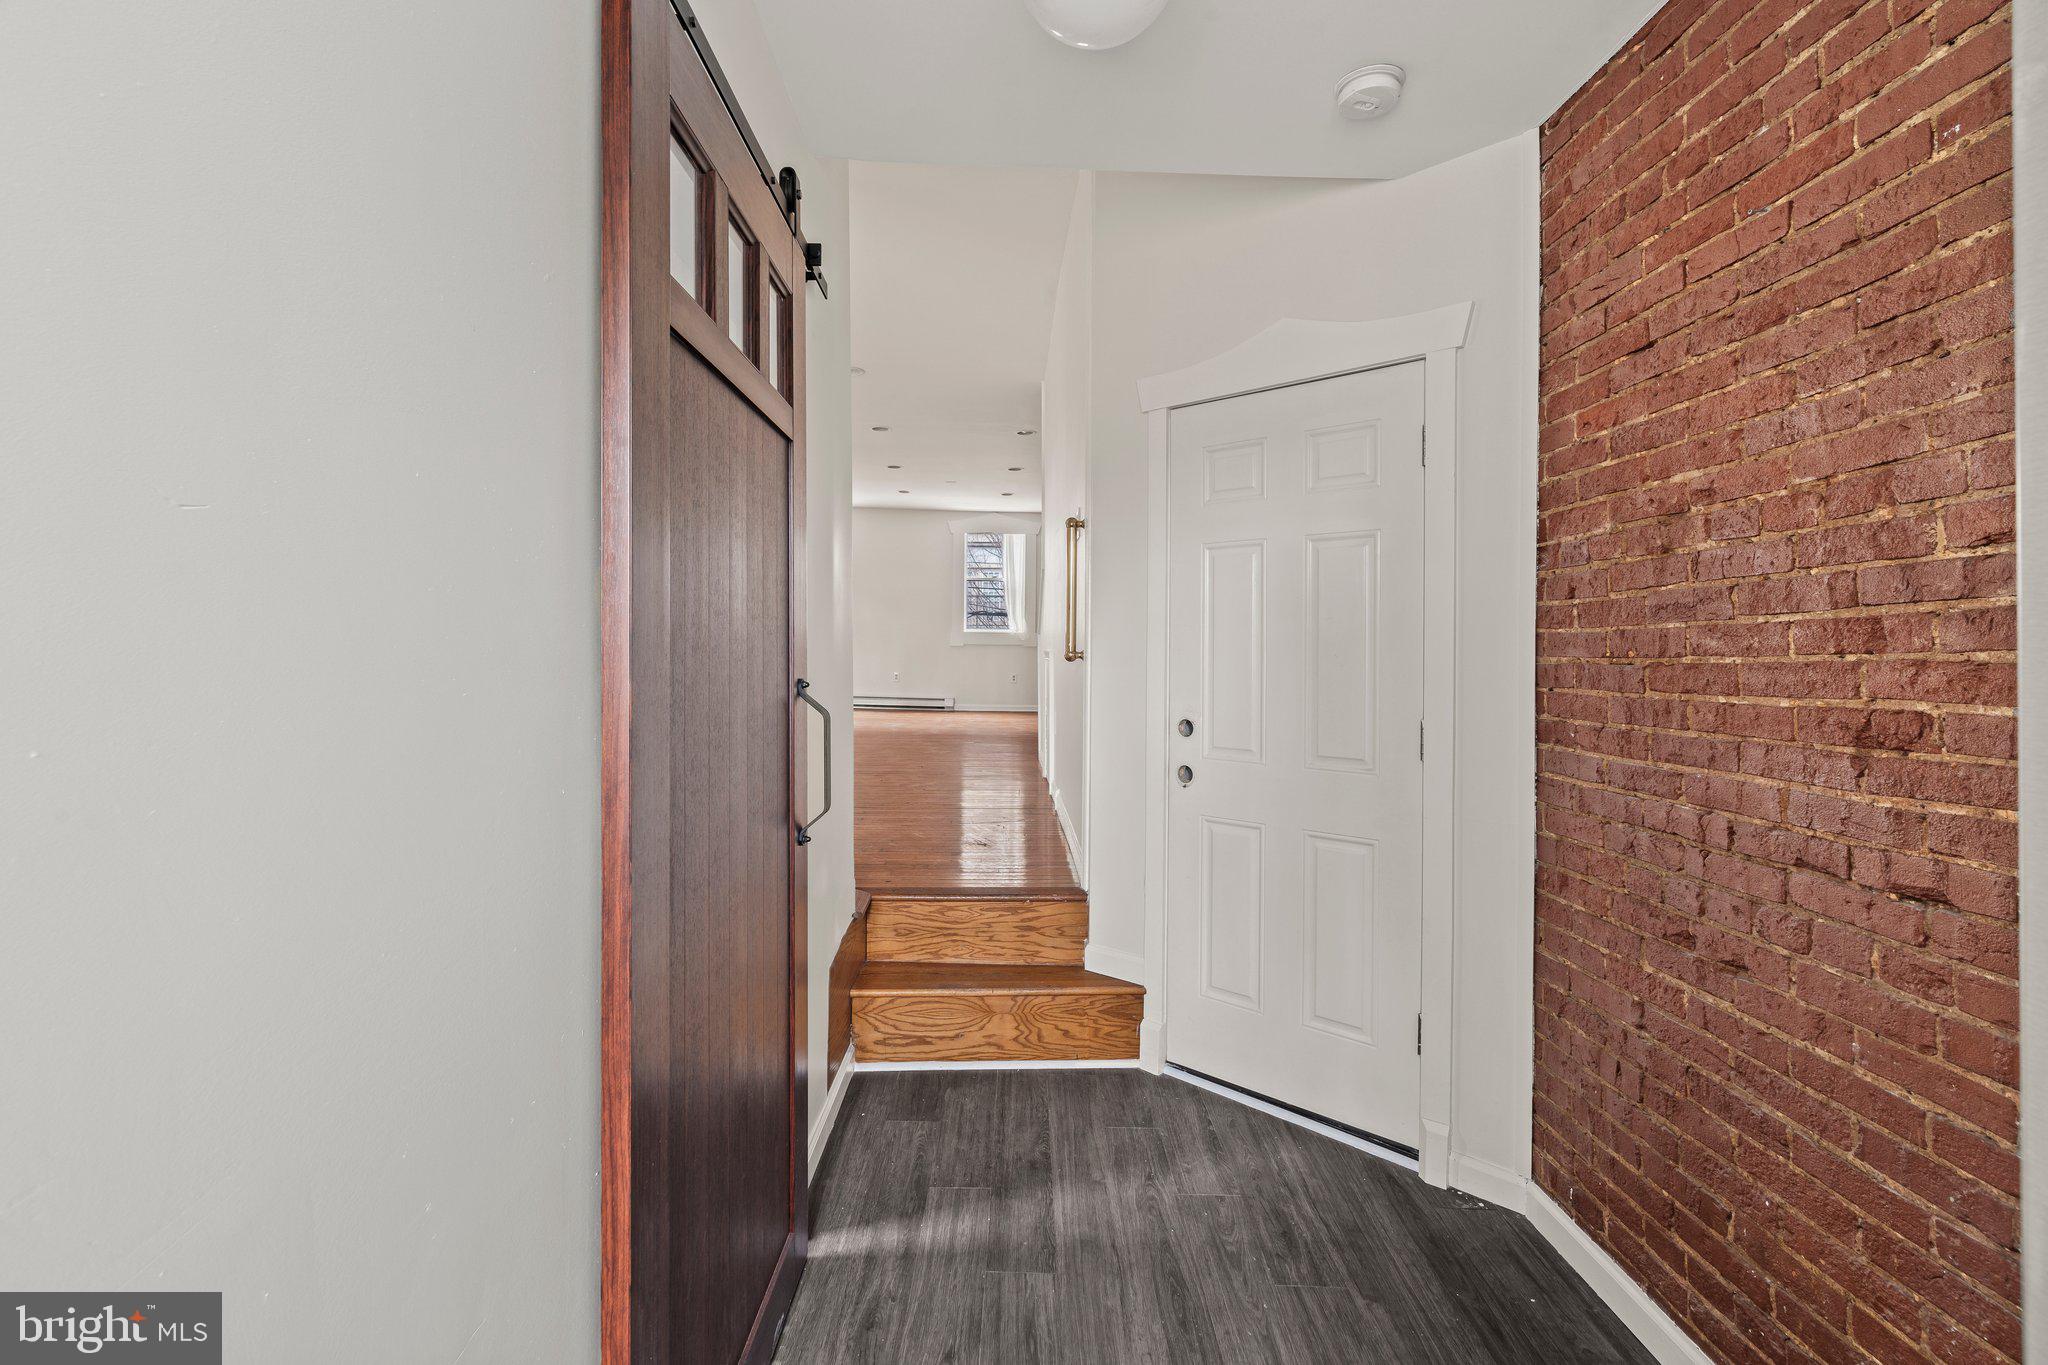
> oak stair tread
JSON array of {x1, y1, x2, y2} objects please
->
[
  {"x1": 865, "y1": 885, "x2": 1088, "y2": 902},
  {"x1": 852, "y1": 961, "x2": 1142, "y2": 996}
]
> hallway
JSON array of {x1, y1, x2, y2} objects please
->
[
  {"x1": 778, "y1": 1069, "x2": 1654, "y2": 1363},
  {"x1": 855, "y1": 710, "x2": 1080, "y2": 897},
  {"x1": 2, "y1": 0, "x2": 2035, "y2": 1360}
]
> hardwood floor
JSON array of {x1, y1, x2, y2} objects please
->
[
  {"x1": 777, "y1": 1069, "x2": 1654, "y2": 1364},
  {"x1": 854, "y1": 710, "x2": 1080, "y2": 896},
  {"x1": 850, "y1": 710, "x2": 1137, "y2": 1063}
]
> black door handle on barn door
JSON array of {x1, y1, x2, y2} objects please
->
[{"x1": 794, "y1": 678, "x2": 831, "y2": 845}]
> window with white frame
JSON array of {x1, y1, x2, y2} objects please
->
[
  {"x1": 963, "y1": 532, "x2": 1012, "y2": 632},
  {"x1": 953, "y1": 526, "x2": 1031, "y2": 643}
]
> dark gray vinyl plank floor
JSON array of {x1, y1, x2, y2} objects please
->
[{"x1": 776, "y1": 1069, "x2": 1653, "y2": 1364}]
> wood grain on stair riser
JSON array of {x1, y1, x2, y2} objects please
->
[
  {"x1": 868, "y1": 897, "x2": 1087, "y2": 965},
  {"x1": 854, "y1": 990, "x2": 1142, "y2": 1062},
  {"x1": 826, "y1": 900, "x2": 868, "y2": 1089}
]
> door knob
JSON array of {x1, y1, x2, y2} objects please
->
[
  {"x1": 1176, "y1": 764, "x2": 1194, "y2": 786},
  {"x1": 1178, "y1": 718, "x2": 1194, "y2": 737}
]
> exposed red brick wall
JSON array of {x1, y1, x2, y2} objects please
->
[{"x1": 1533, "y1": 1, "x2": 2016, "y2": 1360}]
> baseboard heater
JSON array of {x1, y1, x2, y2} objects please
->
[{"x1": 853, "y1": 694, "x2": 955, "y2": 711}]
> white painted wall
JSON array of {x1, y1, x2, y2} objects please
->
[
  {"x1": 0, "y1": 1, "x2": 600, "y2": 1356},
  {"x1": 1039, "y1": 175, "x2": 1095, "y2": 873},
  {"x1": 688, "y1": 0, "x2": 858, "y2": 1138},
  {"x1": 0, "y1": 5, "x2": 859, "y2": 1353},
  {"x1": 1080, "y1": 133, "x2": 1540, "y2": 1186},
  {"x1": 853, "y1": 509, "x2": 1040, "y2": 710},
  {"x1": 2012, "y1": 0, "x2": 2043, "y2": 1341}
]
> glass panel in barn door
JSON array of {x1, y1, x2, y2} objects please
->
[
  {"x1": 667, "y1": 138, "x2": 701, "y2": 299},
  {"x1": 727, "y1": 220, "x2": 752, "y2": 356},
  {"x1": 768, "y1": 278, "x2": 790, "y2": 397}
]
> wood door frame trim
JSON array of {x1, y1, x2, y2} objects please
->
[
  {"x1": 600, "y1": 2, "x2": 810, "y2": 1361},
  {"x1": 1136, "y1": 304, "x2": 1472, "y2": 1190},
  {"x1": 597, "y1": 4, "x2": 647, "y2": 1357}
]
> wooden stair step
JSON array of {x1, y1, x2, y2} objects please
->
[
  {"x1": 852, "y1": 962, "x2": 1139, "y2": 995},
  {"x1": 867, "y1": 894, "x2": 1088, "y2": 965},
  {"x1": 861, "y1": 884, "x2": 1086, "y2": 901},
  {"x1": 851, "y1": 962, "x2": 1142, "y2": 1062}
]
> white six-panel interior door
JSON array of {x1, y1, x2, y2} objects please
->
[{"x1": 1165, "y1": 359, "x2": 1427, "y2": 1145}]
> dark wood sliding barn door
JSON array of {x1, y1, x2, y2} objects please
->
[{"x1": 600, "y1": 3, "x2": 811, "y2": 1362}]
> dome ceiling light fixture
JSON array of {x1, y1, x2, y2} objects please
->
[{"x1": 1024, "y1": 0, "x2": 1169, "y2": 51}]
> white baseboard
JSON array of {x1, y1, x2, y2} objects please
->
[
  {"x1": 1050, "y1": 787, "x2": 1086, "y2": 884},
  {"x1": 1525, "y1": 1187, "x2": 1714, "y2": 1365},
  {"x1": 854, "y1": 1058, "x2": 1147, "y2": 1072},
  {"x1": 807, "y1": 1047, "x2": 857, "y2": 1175},
  {"x1": 1448, "y1": 1150, "x2": 1529, "y2": 1213},
  {"x1": 1418, "y1": 1118, "x2": 1451, "y2": 1188},
  {"x1": 955, "y1": 702, "x2": 1039, "y2": 712},
  {"x1": 1083, "y1": 942, "x2": 1146, "y2": 983}
]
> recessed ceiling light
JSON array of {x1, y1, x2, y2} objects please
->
[
  {"x1": 871, "y1": 425, "x2": 890, "y2": 432},
  {"x1": 886, "y1": 464, "x2": 901, "y2": 469},
  {"x1": 1007, "y1": 466, "x2": 1024, "y2": 472},
  {"x1": 1001, "y1": 492, "x2": 1015, "y2": 497}
]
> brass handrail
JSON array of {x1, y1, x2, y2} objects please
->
[{"x1": 1064, "y1": 516, "x2": 1086, "y2": 662}]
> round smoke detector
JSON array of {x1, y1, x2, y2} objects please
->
[{"x1": 1336, "y1": 64, "x2": 1406, "y2": 120}]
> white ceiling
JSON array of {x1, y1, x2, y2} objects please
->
[
  {"x1": 756, "y1": 0, "x2": 1662, "y2": 181},
  {"x1": 850, "y1": 161, "x2": 1078, "y2": 511}
]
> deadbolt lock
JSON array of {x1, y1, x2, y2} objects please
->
[
  {"x1": 1176, "y1": 764, "x2": 1194, "y2": 786},
  {"x1": 1177, "y1": 718, "x2": 1194, "y2": 737}
]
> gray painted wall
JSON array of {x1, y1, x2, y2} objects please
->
[{"x1": 0, "y1": 3, "x2": 601, "y2": 1359}]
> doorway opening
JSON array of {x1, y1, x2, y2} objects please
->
[{"x1": 831, "y1": 163, "x2": 1139, "y2": 1072}]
